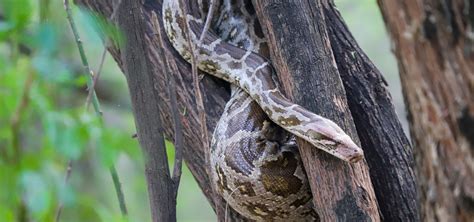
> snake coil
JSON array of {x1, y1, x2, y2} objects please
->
[{"x1": 162, "y1": 0, "x2": 363, "y2": 220}]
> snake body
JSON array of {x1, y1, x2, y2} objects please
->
[
  {"x1": 162, "y1": 0, "x2": 363, "y2": 220},
  {"x1": 209, "y1": 1, "x2": 315, "y2": 220}
]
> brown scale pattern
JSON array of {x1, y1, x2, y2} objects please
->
[{"x1": 162, "y1": 0, "x2": 359, "y2": 220}]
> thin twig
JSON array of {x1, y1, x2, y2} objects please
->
[
  {"x1": 175, "y1": 0, "x2": 210, "y2": 165},
  {"x1": 85, "y1": 0, "x2": 121, "y2": 110},
  {"x1": 225, "y1": 186, "x2": 242, "y2": 222},
  {"x1": 62, "y1": 0, "x2": 128, "y2": 219},
  {"x1": 110, "y1": 0, "x2": 122, "y2": 23},
  {"x1": 110, "y1": 166, "x2": 128, "y2": 215},
  {"x1": 175, "y1": 0, "x2": 225, "y2": 217},
  {"x1": 177, "y1": 0, "x2": 209, "y2": 166},
  {"x1": 10, "y1": 70, "x2": 34, "y2": 163},
  {"x1": 85, "y1": 46, "x2": 107, "y2": 109},
  {"x1": 199, "y1": 0, "x2": 217, "y2": 43},
  {"x1": 55, "y1": 160, "x2": 72, "y2": 222},
  {"x1": 63, "y1": 0, "x2": 101, "y2": 115},
  {"x1": 9, "y1": 70, "x2": 35, "y2": 222}
]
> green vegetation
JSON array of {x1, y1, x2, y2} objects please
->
[{"x1": 0, "y1": 1, "x2": 214, "y2": 221}]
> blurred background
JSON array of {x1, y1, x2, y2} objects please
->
[{"x1": 0, "y1": 0, "x2": 407, "y2": 221}]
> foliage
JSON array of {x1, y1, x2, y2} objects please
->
[{"x1": 2, "y1": 1, "x2": 137, "y2": 221}]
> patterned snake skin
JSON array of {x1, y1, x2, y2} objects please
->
[{"x1": 162, "y1": 0, "x2": 363, "y2": 220}]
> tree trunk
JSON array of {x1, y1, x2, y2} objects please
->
[
  {"x1": 377, "y1": 0, "x2": 474, "y2": 221},
  {"x1": 74, "y1": 0, "x2": 246, "y2": 220},
  {"x1": 253, "y1": 0, "x2": 418, "y2": 221},
  {"x1": 114, "y1": 1, "x2": 176, "y2": 221},
  {"x1": 75, "y1": 0, "x2": 417, "y2": 221},
  {"x1": 253, "y1": 1, "x2": 379, "y2": 221}
]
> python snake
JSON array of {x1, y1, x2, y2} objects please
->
[{"x1": 162, "y1": 0, "x2": 363, "y2": 220}]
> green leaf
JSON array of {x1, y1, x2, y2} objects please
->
[
  {"x1": 27, "y1": 23, "x2": 58, "y2": 55},
  {"x1": 33, "y1": 57, "x2": 72, "y2": 84},
  {"x1": 0, "y1": 21, "x2": 15, "y2": 36},
  {"x1": 0, "y1": 0, "x2": 34, "y2": 32},
  {"x1": 0, "y1": 205, "x2": 15, "y2": 222},
  {"x1": 19, "y1": 171, "x2": 52, "y2": 218},
  {"x1": 43, "y1": 112, "x2": 92, "y2": 160},
  {"x1": 77, "y1": 8, "x2": 124, "y2": 48}
]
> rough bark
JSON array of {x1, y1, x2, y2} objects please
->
[
  {"x1": 115, "y1": 1, "x2": 175, "y2": 221},
  {"x1": 75, "y1": 0, "x2": 417, "y2": 221},
  {"x1": 323, "y1": 1, "x2": 419, "y2": 221},
  {"x1": 377, "y1": 0, "x2": 474, "y2": 221},
  {"x1": 253, "y1": 1, "x2": 380, "y2": 221},
  {"x1": 74, "y1": 0, "x2": 245, "y2": 220}
]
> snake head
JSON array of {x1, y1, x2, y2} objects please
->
[{"x1": 307, "y1": 118, "x2": 364, "y2": 163}]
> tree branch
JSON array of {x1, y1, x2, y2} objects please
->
[
  {"x1": 73, "y1": 0, "x2": 415, "y2": 221},
  {"x1": 252, "y1": 0, "x2": 380, "y2": 221},
  {"x1": 322, "y1": 1, "x2": 418, "y2": 220},
  {"x1": 378, "y1": 0, "x2": 473, "y2": 220},
  {"x1": 115, "y1": 1, "x2": 175, "y2": 221},
  {"x1": 63, "y1": 0, "x2": 129, "y2": 220}
]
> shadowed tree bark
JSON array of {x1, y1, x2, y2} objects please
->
[
  {"x1": 378, "y1": 1, "x2": 474, "y2": 221},
  {"x1": 253, "y1": 1, "x2": 379, "y2": 221},
  {"x1": 114, "y1": 1, "x2": 177, "y2": 221},
  {"x1": 74, "y1": 0, "x2": 417, "y2": 221}
]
